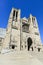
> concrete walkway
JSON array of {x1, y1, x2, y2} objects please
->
[{"x1": 0, "y1": 50, "x2": 43, "y2": 65}]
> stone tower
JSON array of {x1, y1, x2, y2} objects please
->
[{"x1": 2, "y1": 8, "x2": 42, "y2": 52}]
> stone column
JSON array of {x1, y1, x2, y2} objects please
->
[
  {"x1": 20, "y1": 19, "x2": 22, "y2": 50},
  {"x1": 30, "y1": 14, "x2": 34, "y2": 50}
]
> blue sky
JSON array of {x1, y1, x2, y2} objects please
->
[{"x1": 0, "y1": 0, "x2": 43, "y2": 43}]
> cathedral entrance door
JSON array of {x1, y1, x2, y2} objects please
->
[{"x1": 27, "y1": 37, "x2": 32, "y2": 51}]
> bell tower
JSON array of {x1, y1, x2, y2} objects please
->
[
  {"x1": 9, "y1": 8, "x2": 21, "y2": 50},
  {"x1": 2, "y1": 8, "x2": 21, "y2": 50}
]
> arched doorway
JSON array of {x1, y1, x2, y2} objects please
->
[
  {"x1": 27, "y1": 37, "x2": 33, "y2": 51},
  {"x1": 12, "y1": 45, "x2": 15, "y2": 49}
]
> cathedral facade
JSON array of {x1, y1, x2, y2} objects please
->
[{"x1": 2, "y1": 8, "x2": 42, "y2": 52}]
